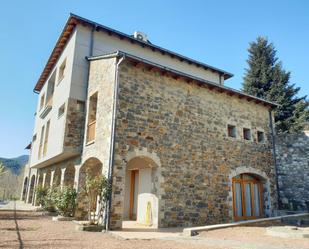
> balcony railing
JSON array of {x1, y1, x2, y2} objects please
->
[{"x1": 86, "y1": 120, "x2": 96, "y2": 143}]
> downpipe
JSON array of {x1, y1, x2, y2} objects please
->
[{"x1": 269, "y1": 109, "x2": 280, "y2": 210}]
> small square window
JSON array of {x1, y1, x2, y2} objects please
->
[
  {"x1": 243, "y1": 128, "x2": 251, "y2": 140},
  {"x1": 257, "y1": 131, "x2": 265, "y2": 143},
  {"x1": 33, "y1": 134, "x2": 37, "y2": 142},
  {"x1": 58, "y1": 104, "x2": 65, "y2": 118},
  {"x1": 227, "y1": 124, "x2": 236, "y2": 138}
]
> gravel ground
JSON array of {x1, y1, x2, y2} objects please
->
[
  {"x1": 199, "y1": 226, "x2": 309, "y2": 249},
  {"x1": 1, "y1": 210, "x2": 308, "y2": 249},
  {"x1": 0, "y1": 211, "x2": 218, "y2": 249}
]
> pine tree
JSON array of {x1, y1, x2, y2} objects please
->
[{"x1": 243, "y1": 37, "x2": 309, "y2": 133}]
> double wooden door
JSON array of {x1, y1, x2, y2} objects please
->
[{"x1": 232, "y1": 174, "x2": 263, "y2": 221}]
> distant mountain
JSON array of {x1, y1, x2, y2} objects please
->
[{"x1": 0, "y1": 155, "x2": 29, "y2": 175}]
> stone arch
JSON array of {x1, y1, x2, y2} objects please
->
[
  {"x1": 28, "y1": 175, "x2": 36, "y2": 204},
  {"x1": 63, "y1": 163, "x2": 75, "y2": 187},
  {"x1": 44, "y1": 170, "x2": 51, "y2": 188},
  {"x1": 125, "y1": 148, "x2": 161, "y2": 168},
  {"x1": 52, "y1": 167, "x2": 61, "y2": 187},
  {"x1": 228, "y1": 167, "x2": 271, "y2": 220},
  {"x1": 123, "y1": 152, "x2": 161, "y2": 228},
  {"x1": 37, "y1": 171, "x2": 43, "y2": 188},
  {"x1": 21, "y1": 177, "x2": 28, "y2": 201},
  {"x1": 75, "y1": 157, "x2": 103, "y2": 220}
]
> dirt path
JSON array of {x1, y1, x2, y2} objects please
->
[
  {"x1": 1, "y1": 205, "x2": 308, "y2": 249},
  {"x1": 0, "y1": 209, "x2": 219, "y2": 249}
]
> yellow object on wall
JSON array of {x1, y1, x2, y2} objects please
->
[{"x1": 145, "y1": 201, "x2": 152, "y2": 226}]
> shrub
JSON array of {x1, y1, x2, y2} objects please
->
[
  {"x1": 53, "y1": 186, "x2": 77, "y2": 217},
  {"x1": 35, "y1": 185, "x2": 48, "y2": 206},
  {"x1": 43, "y1": 187, "x2": 58, "y2": 212}
]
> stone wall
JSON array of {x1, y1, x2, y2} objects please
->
[
  {"x1": 276, "y1": 131, "x2": 309, "y2": 210},
  {"x1": 63, "y1": 98, "x2": 86, "y2": 153},
  {"x1": 82, "y1": 58, "x2": 116, "y2": 175},
  {"x1": 109, "y1": 60, "x2": 277, "y2": 228}
]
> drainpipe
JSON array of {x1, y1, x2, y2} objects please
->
[
  {"x1": 105, "y1": 53, "x2": 125, "y2": 231},
  {"x1": 269, "y1": 109, "x2": 280, "y2": 210}
]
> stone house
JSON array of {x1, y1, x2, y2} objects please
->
[{"x1": 22, "y1": 14, "x2": 278, "y2": 229}]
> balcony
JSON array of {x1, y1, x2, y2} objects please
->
[{"x1": 40, "y1": 96, "x2": 53, "y2": 119}]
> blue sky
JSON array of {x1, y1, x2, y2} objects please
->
[{"x1": 0, "y1": 0, "x2": 308, "y2": 158}]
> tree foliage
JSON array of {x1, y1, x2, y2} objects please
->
[
  {"x1": 243, "y1": 37, "x2": 309, "y2": 133},
  {"x1": 53, "y1": 186, "x2": 77, "y2": 217},
  {"x1": 82, "y1": 171, "x2": 111, "y2": 225}
]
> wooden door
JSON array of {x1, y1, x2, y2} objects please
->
[
  {"x1": 232, "y1": 174, "x2": 263, "y2": 221},
  {"x1": 129, "y1": 170, "x2": 139, "y2": 220}
]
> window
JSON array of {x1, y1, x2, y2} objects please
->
[
  {"x1": 46, "y1": 71, "x2": 56, "y2": 107},
  {"x1": 40, "y1": 93, "x2": 45, "y2": 110},
  {"x1": 58, "y1": 104, "x2": 65, "y2": 118},
  {"x1": 76, "y1": 100, "x2": 85, "y2": 112},
  {"x1": 43, "y1": 121, "x2": 50, "y2": 157},
  {"x1": 257, "y1": 131, "x2": 265, "y2": 143},
  {"x1": 58, "y1": 59, "x2": 66, "y2": 83},
  {"x1": 32, "y1": 134, "x2": 37, "y2": 142},
  {"x1": 38, "y1": 125, "x2": 45, "y2": 159},
  {"x1": 86, "y1": 93, "x2": 98, "y2": 143},
  {"x1": 243, "y1": 128, "x2": 251, "y2": 140},
  {"x1": 227, "y1": 124, "x2": 236, "y2": 138}
]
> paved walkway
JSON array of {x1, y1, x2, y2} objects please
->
[{"x1": 0, "y1": 200, "x2": 37, "y2": 211}]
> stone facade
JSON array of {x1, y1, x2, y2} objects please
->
[
  {"x1": 81, "y1": 58, "x2": 116, "y2": 173},
  {"x1": 63, "y1": 98, "x2": 86, "y2": 153},
  {"x1": 276, "y1": 131, "x2": 309, "y2": 210},
  {"x1": 108, "y1": 60, "x2": 277, "y2": 228}
]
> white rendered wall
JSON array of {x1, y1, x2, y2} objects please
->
[
  {"x1": 70, "y1": 24, "x2": 223, "y2": 100},
  {"x1": 137, "y1": 168, "x2": 158, "y2": 227},
  {"x1": 30, "y1": 30, "x2": 77, "y2": 168}
]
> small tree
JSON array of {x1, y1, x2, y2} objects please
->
[
  {"x1": 82, "y1": 171, "x2": 111, "y2": 225},
  {"x1": 35, "y1": 185, "x2": 48, "y2": 206}
]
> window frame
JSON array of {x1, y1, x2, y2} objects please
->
[
  {"x1": 243, "y1": 128, "x2": 252, "y2": 141},
  {"x1": 257, "y1": 130, "x2": 265, "y2": 143},
  {"x1": 57, "y1": 58, "x2": 67, "y2": 84},
  {"x1": 227, "y1": 124, "x2": 237, "y2": 138}
]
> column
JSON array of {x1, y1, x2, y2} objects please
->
[
  {"x1": 60, "y1": 168, "x2": 66, "y2": 190},
  {"x1": 42, "y1": 173, "x2": 47, "y2": 188},
  {"x1": 74, "y1": 164, "x2": 81, "y2": 191},
  {"x1": 50, "y1": 170, "x2": 55, "y2": 188}
]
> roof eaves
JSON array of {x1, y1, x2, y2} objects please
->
[
  {"x1": 87, "y1": 51, "x2": 278, "y2": 109},
  {"x1": 70, "y1": 13, "x2": 233, "y2": 79}
]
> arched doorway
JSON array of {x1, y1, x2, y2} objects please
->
[
  {"x1": 123, "y1": 156, "x2": 159, "y2": 227},
  {"x1": 232, "y1": 173, "x2": 264, "y2": 221},
  {"x1": 21, "y1": 177, "x2": 28, "y2": 201},
  {"x1": 28, "y1": 175, "x2": 36, "y2": 204}
]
